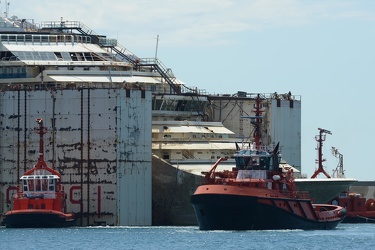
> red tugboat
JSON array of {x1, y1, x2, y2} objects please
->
[
  {"x1": 332, "y1": 192, "x2": 375, "y2": 223},
  {"x1": 2, "y1": 118, "x2": 75, "y2": 228},
  {"x1": 191, "y1": 96, "x2": 346, "y2": 230},
  {"x1": 328, "y1": 148, "x2": 375, "y2": 223}
]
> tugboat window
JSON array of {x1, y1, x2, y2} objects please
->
[
  {"x1": 49, "y1": 179, "x2": 55, "y2": 191},
  {"x1": 28, "y1": 180, "x2": 34, "y2": 191},
  {"x1": 36, "y1": 179, "x2": 42, "y2": 191},
  {"x1": 23, "y1": 180, "x2": 28, "y2": 191},
  {"x1": 252, "y1": 156, "x2": 260, "y2": 166},
  {"x1": 244, "y1": 157, "x2": 250, "y2": 168},
  {"x1": 42, "y1": 179, "x2": 48, "y2": 191}
]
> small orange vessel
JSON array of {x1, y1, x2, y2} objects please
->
[
  {"x1": 331, "y1": 192, "x2": 375, "y2": 223},
  {"x1": 2, "y1": 118, "x2": 75, "y2": 228}
]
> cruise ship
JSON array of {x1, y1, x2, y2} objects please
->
[{"x1": 0, "y1": 14, "x2": 356, "y2": 226}]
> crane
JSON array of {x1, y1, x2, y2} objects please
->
[{"x1": 331, "y1": 147, "x2": 345, "y2": 178}]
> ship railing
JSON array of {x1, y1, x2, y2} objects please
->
[
  {"x1": 239, "y1": 144, "x2": 272, "y2": 152},
  {"x1": 136, "y1": 57, "x2": 181, "y2": 94},
  {"x1": 281, "y1": 190, "x2": 310, "y2": 199},
  {"x1": 40, "y1": 20, "x2": 135, "y2": 60},
  {"x1": 41, "y1": 21, "x2": 93, "y2": 34},
  {"x1": 105, "y1": 42, "x2": 141, "y2": 61},
  {"x1": 142, "y1": 58, "x2": 175, "y2": 77},
  {"x1": 40, "y1": 21, "x2": 145, "y2": 64},
  {"x1": 99, "y1": 38, "x2": 118, "y2": 47},
  {"x1": 228, "y1": 92, "x2": 302, "y2": 101},
  {"x1": 72, "y1": 21, "x2": 96, "y2": 36},
  {"x1": 136, "y1": 58, "x2": 207, "y2": 95},
  {"x1": 0, "y1": 33, "x2": 91, "y2": 45},
  {"x1": 41, "y1": 20, "x2": 101, "y2": 45}
]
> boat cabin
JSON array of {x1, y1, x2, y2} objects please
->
[
  {"x1": 234, "y1": 149, "x2": 277, "y2": 171},
  {"x1": 20, "y1": 174, "x2": 60, "y2": 199}
]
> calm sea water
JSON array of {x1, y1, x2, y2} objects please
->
[{"x1": 0, "y1": 224, "x2": 374, "y2": 250}]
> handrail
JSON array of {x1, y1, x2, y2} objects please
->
[
  {"x1": 0, "y1": 33, "x2": 91, "y2": 45},
  {"x1": 41, "y1": 21, "x2": 93, "y2": 34}
]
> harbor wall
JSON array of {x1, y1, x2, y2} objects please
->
[{"x1": 0, "y1": 88, "x2": 152, "y2": 226}]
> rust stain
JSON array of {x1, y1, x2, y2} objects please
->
[{"x1": 8, "y1": 115, "x2": 20, "y2": 119}]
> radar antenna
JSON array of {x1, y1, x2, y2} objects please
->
[
  {"x1": 3, "y1": 0, "x2": 10, "y2": 18},
  {"x1": 311, "y1": 128, "x2": 332, "y2": 178}
]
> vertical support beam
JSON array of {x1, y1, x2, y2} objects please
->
[
  {"x1": 80, "y1": 88, "x2": 84, "y2": 226},
  {"x1": 51, "y1": 91, "x2": 56, "y2": 169},
  {"x1": 97, "y1": 185, "x2": 101, "y2": 218},
  {"x1": 239, "y1": 100, "x2": 243, "y2": 138},
  {"x1": 17, "y1": 90, "x2": 20, "y2": 181},
  {"x1": 86, "y1": 88, "x2": 90, "y2": 226},
  {"x1": 23, "y1": 90, "x2": 27, "y2": 174}
]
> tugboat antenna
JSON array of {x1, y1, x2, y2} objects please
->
[
  {"x1": 155, "y1": 34, "x2": 159, "y2": 59},
  {"x1": 3, "y1": 0, "x2": 9, "y2": 18},
  {"x1": 35, "y1": 118, "x2": 47, "y2": 163}
]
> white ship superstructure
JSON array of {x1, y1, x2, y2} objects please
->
[{"x1": 152, "y1": 120, "x2": 235, "y2": 163}]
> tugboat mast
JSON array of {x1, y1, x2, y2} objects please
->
[
  {"x1": 35, "y1": 118, "x2": 47, "y2": 166},
  {"x1": 252, "y1": 94, "x2": 263, "y2": 149},
  {"x1": 241, "y1": 94, "x2": 264, "y2": 150},
  {"x1": 23, "y1": 118, "x2": 59, "y2": 177},
  {"x1": 311, "y1": 128, "x2": 332, "y2": 178}
]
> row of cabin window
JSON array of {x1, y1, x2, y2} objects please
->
[{"x1": 23, "y1": 179, "x2": 56, "y2": 192}]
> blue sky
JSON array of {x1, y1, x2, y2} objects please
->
[{"x1": 8, "y1": 0, "x2": 375, "y2": 180}]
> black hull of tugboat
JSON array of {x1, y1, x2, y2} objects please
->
[
  {"x1": 191, "y1": 194, "x2": 343, "y2": 230},
  {"x1": 3, "y1": 210, "x2": 76, "y2": 228}
]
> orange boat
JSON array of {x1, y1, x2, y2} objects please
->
[
  {"x1": 330, "y1": 192, "x2": 375, "y2": 223},
  {"x1": 2, "y1": 118, "x2": 75, "y2": 228},
  {"x1": 191, "y1": 150, "x2": 346, "y2": 230},
  {"x1": 191, "y1": 96, "x2": 346, "y2": 230}
]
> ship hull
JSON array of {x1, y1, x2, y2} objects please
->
[
  {"x1": 152, "y1": 159, "x2": 355, "y2": 226},
  {"x1": 295, "y1": 178, "x2": 358, "y2": 203},
  {"x1": 3, "y1": 210, "x2": 76, "y2": 228},
  {"x1": 191, "y1": 187, "x2": 344, "y2": 230}
]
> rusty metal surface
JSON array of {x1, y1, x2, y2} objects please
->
[
  {"x1": 209, "y1": 98, "x2": 302, "y2": 170},
  {"x1": 0, "y1": 88, "x2": 152, "y2": 226}
]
